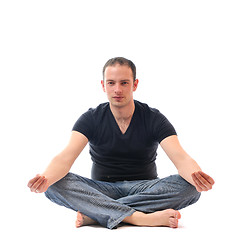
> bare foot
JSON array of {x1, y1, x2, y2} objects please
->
[
  {"x1": 147, "y1": 209, "x2": 181, "y2": 228},
  {"x1": 124, "y1": 209, "x2": 181, "y2": 228},
  {"x1": 75, "y1": 211, "x2": 97, "y2": 228}
]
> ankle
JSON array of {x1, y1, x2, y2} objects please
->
[{"x1": 123, "y1": 211, "x2": 148, "y2": 226}]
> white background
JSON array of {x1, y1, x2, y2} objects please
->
[{"x1": 1, "y1": 0, "x2": 244, "y2": 239}]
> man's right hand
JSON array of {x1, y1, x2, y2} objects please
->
[{"x1": 27, "y1": 174, "x2": 49, "y2": 193}]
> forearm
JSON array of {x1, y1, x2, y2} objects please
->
[
  {"x1": 177, "y1": 158, "x2": 202, "y2": 186},
  {"x1": 42, "y1": 153, "x2": 73, "y2": 187},
  {"x1": 160, "y1": 136, "x2": 214, "y2": 192},
  {"x1": 28, "y1": 131, "x2": 88, "y2": 193}
]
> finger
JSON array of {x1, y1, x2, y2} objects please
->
[
  {"x1": 198, "y1": 171, "x2": 215, "y2": 185},
  {"x1": 30, "y1": 176, "x2": 45, "y2": 192},
  {"x1": 33, "y1": 180, "x2": 45, "y2": 193},
  {"x1": 27, "y1": 174, "x2": 40, "y2": 188},
  {"x1": 191, "y1": 173, "x2": 204, "y2": 192},
  {"x1": 191, "y1": 173, "x2": 203, "y2": 192},
  {"x1": 38, "y1": 178, "x2": 49, "y2": 193},
  {"x1": 194, "y1": 172, "x2": 212, "y2": 191},
  {"x1": 196, "y1": 172, "x2": 213, "y2": 190}
]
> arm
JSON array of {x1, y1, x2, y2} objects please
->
[
  {"x1": 27, "y1": 131, "x2": 88, "y2": 193},
  {"x1": 160, "y1": 135, "x2": 214, "y2": 192}
]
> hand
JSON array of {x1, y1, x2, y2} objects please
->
[
  {"x1": 27, "y1": 174, "x2": 49, "y2": 193},
  {"x1": 191, "y1": 171, "x2": 215, "y2": 192}
]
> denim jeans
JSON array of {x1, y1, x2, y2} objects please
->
[{"x1": 45, "y1": 173, "x2": 201, "y2": 229}]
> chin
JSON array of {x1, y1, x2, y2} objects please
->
[
  {"x1": 111, "y1": 102, "x2": 125, "y2": 108},
  {"x1": 110, "y1": 100, "x2": 127, "y2": 108}
]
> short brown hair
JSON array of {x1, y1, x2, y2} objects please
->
[{"x1": 102, "y1": 57, "x2": 136, "y2": 81}]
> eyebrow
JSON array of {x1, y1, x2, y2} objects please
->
[{"x1": 106, "y1": 79, "x2": 131, "y2": 82}]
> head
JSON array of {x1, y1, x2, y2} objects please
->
[
  {"x1": 102, "y1": 57, "x2": 136, "y2": 82},
  {"x1": 101, "y1": 57, "x2": 139, "y2": 109}
]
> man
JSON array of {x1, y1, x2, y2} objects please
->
[{"x1": 27, "y1": 57, "x2": 215, "y2": 229}]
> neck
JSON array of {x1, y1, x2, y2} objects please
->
[{"x1": 110, "y1": 100, "x2": 135, "y2": 121}]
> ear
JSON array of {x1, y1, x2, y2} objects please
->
[
  {"x1": 133, "y1": 79, "x2": 139, "y2": 92},
  {"x1": 101, "y1": 80, "x2": 106, "y2": 92}
]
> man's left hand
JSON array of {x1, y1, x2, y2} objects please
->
[{"x1": 191, "y1": 171, "x2": 215, "y2": 192}]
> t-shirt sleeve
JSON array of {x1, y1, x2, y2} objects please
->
[
  {"x1": 72, "y1": 109, "x2": 95, "y2": 140},
  {"x1": 153, "y1": 111, "x2": 177, "y2": 143}
]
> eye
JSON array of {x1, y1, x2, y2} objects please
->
[
  {"x1": 122, "y1": 81, "x2": 129, "y2": 85},
  {"x1": 107, "y1": 81, "x2": 114, "y2": 85}
]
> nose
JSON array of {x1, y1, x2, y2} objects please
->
[{"x1": 114, "y1": 83, "x2": 122, "y2": 94}]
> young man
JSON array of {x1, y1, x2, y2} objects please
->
[{"x1": 27, "y1": 57, "x2": 215, "y2": 229}]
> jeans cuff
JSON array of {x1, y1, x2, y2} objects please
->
[{"x1": 107, "y1": 209, "x2": 136, "y2": 230}]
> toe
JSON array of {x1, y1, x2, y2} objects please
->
[
  {"x1": 175, "y1": 211, "x2": 181, "y2": 219},
  {"x1": 75, "y1": 211, "x2": 83, "y2": 228},
  {"x1": 169, "y1": 217, "x2": 178, "y2": 228},
  {"x1": 76, "y1": 220, "x2": 82, "y2": 228}
]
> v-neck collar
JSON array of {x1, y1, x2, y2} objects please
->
[{"x1": 108, "y1": 101, "x2": 137, "y2": 135}]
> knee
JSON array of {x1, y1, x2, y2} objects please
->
[
  {"x1": 186, "y1": 184, "x2": 201, "y2": 204},
  {"x1": 44, "y1": 173, "x2": 73, "y2": 199},
  {"x1": 180, "y1": 178, "x2": 201, "y2": 204},
  {"x1": 44, "y1": 176, "x2": 75, "y2": 208},
  {"x1": 173, "y1": 175, "x2": 201, "y2": 203},
  {"x1": 44, "y1": 181, "x2": 61, "y2": 200}
]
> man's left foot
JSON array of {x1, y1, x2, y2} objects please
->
[{"x1": 75, "y1": 211, "x2": 97, "y2": 228}]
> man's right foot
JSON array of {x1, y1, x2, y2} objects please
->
[
  {"x1": 75, "y1": 211, "x2": 97, "y2": 228},
  {"x1": 123, "y1": 209, "x2": 181, "y2": 228},
  {"x1": 146, "y1": 209, "x2": 181, "y2": 228}
]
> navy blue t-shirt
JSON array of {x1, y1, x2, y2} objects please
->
[{"x1": 72, "y1": 100, "x2": 177, "y2": 182}]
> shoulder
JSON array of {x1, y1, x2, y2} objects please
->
[
  {"x1": 74, "y1": 102, "x2": 109, "y2": 127},
  {"x1": 135, "y1": 100, "x2": 163, "y2": 118},
  {"x1": 135, "y1": 100, "x2": 174, "y2": 129},
  {"x1": 135, "y1": 101, "x2": 177, "y2": 142},
  {"x1": 84, "y1": 102, "x2": 109, "y2": 117},
  {"x1": 72, "y1": 102, "x2": 109, "y2": 140}
]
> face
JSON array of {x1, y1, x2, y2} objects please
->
[{"x1": 101, "y1": 64, "x2": 139, "y2": 109}]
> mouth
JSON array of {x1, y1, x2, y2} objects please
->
[{"x1": 113, "y1": 96, "x2": 124, "y2": 101}]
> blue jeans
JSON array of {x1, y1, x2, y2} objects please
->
[{"x1": 45, "y1": 173, "x2": 201, "y2": 229}]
